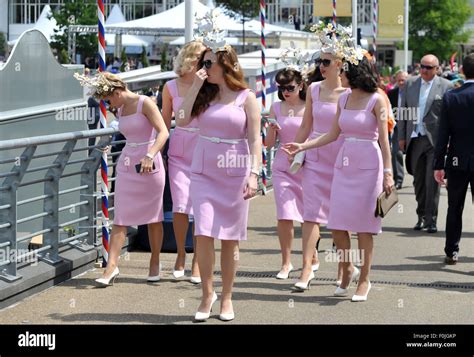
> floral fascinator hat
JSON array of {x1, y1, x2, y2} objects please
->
[
  {"x1": 310, "y1": 21, "x2": 364, "y2": 66},
  {"x1": 194, "y1": 9, "x2": 231, "y2": 53},
  {"x1": 73, "y1": 72, "x2": 116, "y2": 99},
  {"x1": 278, "y1": 41, "x2": 315, "y2": 80}
]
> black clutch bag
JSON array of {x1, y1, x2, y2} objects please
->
[{"x1": 375, "y1": 187, "x2": 398, "y2": 218}]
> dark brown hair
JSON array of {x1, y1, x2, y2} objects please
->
[
  {"x1": 275, "y1": 69, "x2": 307, "y2": 101},
  {"x1": 191, "y1": 48, "x2": 248, "y2": 117},
  {"x1": 344, "y1": 57, "x2": 378, "y2": 93}
]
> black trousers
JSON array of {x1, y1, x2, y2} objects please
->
[
  {"x1": 391, "y1": 125, "x2": 405, "y2": 185},
  {"x1": 409, "y1": 135, "x2": 440, "y2": 225},
  {"x1": 445, "y1": 169, "x2": 474, "y2": 258}
]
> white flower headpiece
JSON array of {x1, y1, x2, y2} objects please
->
[
  {"x1": 279, "y1": 42, "x2": 316, "y2": 81},
  {"x1": 194, "y1": 9, "x2": 231, "y2": 53},
  {"x1": 74, "y1": 72, "x2": 114, "y2": 98},
  {"x1": 309, "y1": 21, "x2": 364, "y2": 66}
]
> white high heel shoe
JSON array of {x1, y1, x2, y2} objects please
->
[
  {"x1": 334, "y1": 266, "x2": 360, "y2": 296},
  {"x1": 147, "y1": 263, "x2": 162, "y2": 282},
  {"x1": 294, "y1": 271, "x2": 315, "y2": 291},
  {"x1": 276, "y1": 263, "x2": 294, "y2": 280},
  {"x1": 219, "y1": 311, "x2": 235, "y2": 322},
  {"x1": 190, "y1": 276, "x2": 202, "y2": 284},
  {"x1": 352, "y1": 281, "x2": 371, "y2": 302},
  {"x1": 194, "y1": 292, "x2": 218, "y2": 321},
  {"x1": 172, "y1": 269, "x2": 185, "y2": 279},
  {"x1": 95, "y1": 267, "x2": 119, "y2": 287}
]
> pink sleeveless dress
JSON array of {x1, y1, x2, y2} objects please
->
[
  {"x1": 271, "y1": 102, "x2": 304, "y2": 222},
  {"x1": 302, "y1": 82, "x2": 346, "y2": 224},
  {"x1": 327, "y1": 91, "x2": 383, "y2": 234},
  {"x1": 190, "y1": 89, "x2": 251, "y2": 241},
  {"x1": 114, "y1": 95, "x2": 165, "y2": 225},
  {"x1": 166, "y1": 79, "x2": 200, "y2": 214}
]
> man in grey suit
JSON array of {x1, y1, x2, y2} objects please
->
[{"x1": 398, "y1": 54, "x2": 454, "y2": 233}]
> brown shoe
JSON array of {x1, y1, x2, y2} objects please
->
[{"x1": 444, "y1": 255, "x2": 458, "y2": 265}]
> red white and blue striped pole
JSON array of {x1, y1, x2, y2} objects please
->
[
  {"x1": 260, "y1": 0, "x2": 267, "y2": 195},
  {"x1": 98, "y1": 0, "x2": 110, "y2": 267},
  {"x1": 373, "y1": 0, "x2": 378, "y2": 53},
  {"x1": 332, "y1": 0, "x2": 337, "y2": 26}
]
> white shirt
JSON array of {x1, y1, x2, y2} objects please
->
[{"x1": 411, "y1": 78, "x2": 435, "y2": 138}]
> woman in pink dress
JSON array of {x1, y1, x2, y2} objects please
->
[
  {"x1": 177, "y1": 44, "x2": 261, "y2": 321},
  {"x1": 162, "y1": 41, "x2": 206, "y2": 283},
  {"x1": 266, "y1": 68, "x2": 305, "y2": 280},
  {"x1": 290, "y1": 51, "x2": 348, "y2": 290},
  {"x1": 81, "y1": 72, "x2": 169, "y2": 286},
  {"x1": 284, "y1": 56, "x2": 394, "y2": 301}
]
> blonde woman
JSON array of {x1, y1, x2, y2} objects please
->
[
  {"x1": 162, "y1": 41, "x2": 206, "y2": 283},
  {"x1": 74, "y1": 72, "x2": 169, "y2": 286}
]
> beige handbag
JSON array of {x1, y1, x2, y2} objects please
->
[{"x1": 375, "y1": 187, "x2": 398, "y2": 218}]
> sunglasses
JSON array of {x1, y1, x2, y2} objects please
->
[
  {"x1": 315, "y1": 58, "x2": 332, "y2": 67},
  {"x1": 278, "y1": 85, "x2": 296, "y2": 93},
  {"x1": 202, "y1": 60, "x2": 216, "y2": 69},
  {"x1": 420, "y1": 64, "x2": 436, "y2": 70}
]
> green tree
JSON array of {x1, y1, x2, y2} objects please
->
[
  {"x1": 120, "y1": 47, "x2": 127, "y2": 71},
  {"x1": 160, "y1": 43, "x2": 170, "y2": 71},
  {"x1": 50, "y1": 0, "x2": 98, "y2": 64},
  {"x1": 59, "y1": 48, "x2": 70, "y2": 64},
  {"x1": 216, "y1": 0, "x2": 260, "y2": 52},
  {"x1": 409, "y1": 0, "x2": 471, "y2": 62},
  {"x1": 216, "y1": 0, "x2": 260, "y2": 19},
  {"x1": 141, "y1": 45, "x2": 149, "y2": 68},
  {"x1": 0, "y1": 32, "x2": 6, "y2": 57}
]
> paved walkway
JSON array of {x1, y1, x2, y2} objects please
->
[{"x1": 0, "y1": 184, "x2": 472, "y2": 324}]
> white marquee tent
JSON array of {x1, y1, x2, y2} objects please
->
[
  {"x1": 105, "y1": 4, "x2": 149, "y2": 53},
  {"x1": 8, "y1": 5, "x2": 59, "y2": 46},
  {"x1": 106, "y1": 0, "x2": 305, "y2": 37}
]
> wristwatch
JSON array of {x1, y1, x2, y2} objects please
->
[{"x1": 145, "y1": 153, "x2": 154, "y2": 160}]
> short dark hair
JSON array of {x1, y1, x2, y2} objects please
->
[
  {"x1": 344, "y1": 57, "x2": 378, "y2": 93},
  {"x1": 275, "y1": 69, "x2": 307, "y2": 101},
  {"x1": 462, "y1": 53, "x2": 474, "y2": 79}
]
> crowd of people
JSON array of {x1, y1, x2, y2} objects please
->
[{"x1": 74, "y1": 14, "x2": 474, "y2": 322}]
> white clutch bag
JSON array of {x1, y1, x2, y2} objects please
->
[{"x1": 289, "y1": 151, "x2": 305, "y2": 174}]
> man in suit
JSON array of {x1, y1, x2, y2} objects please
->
[
  {"x1": 146, "y1": 85, "x2": 163, "y2": 111},
  {"x1": 398, "y1": 54, "x2": 454, "y2": 233},
  {"x1": 433, "y1": 53, "x2": 474, "y2": 264},
  {"x1": 388, "y1": 70, "x2": 408, "y2": 189}
]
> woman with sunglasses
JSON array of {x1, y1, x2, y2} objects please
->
[
  {"x1": 284, "y1": 54, "x2": 394, "y2": 301},
  {"x1": 177, "y1": 41, "x2": 261, "y2": 321},
  {"x1": 265, "y1": 67, "x2": 307, "y2": 280},
  {"x1": 288, "y1": 51, "x2": 348, "y2": 290},
  {"x1": 162, "y1": 40, "x2": 206, "y2": 283}
]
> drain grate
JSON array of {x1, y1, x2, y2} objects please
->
[{"x1": 163, "y1": 268, "x2": 473, "y2": 291}]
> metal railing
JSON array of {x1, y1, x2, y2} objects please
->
[
  {"x1": 0, "y1": 122, "x2": 276, "y2": 285},
  {"x1": 0, "y1": 128, "x2": 118, "y2": 283}
]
